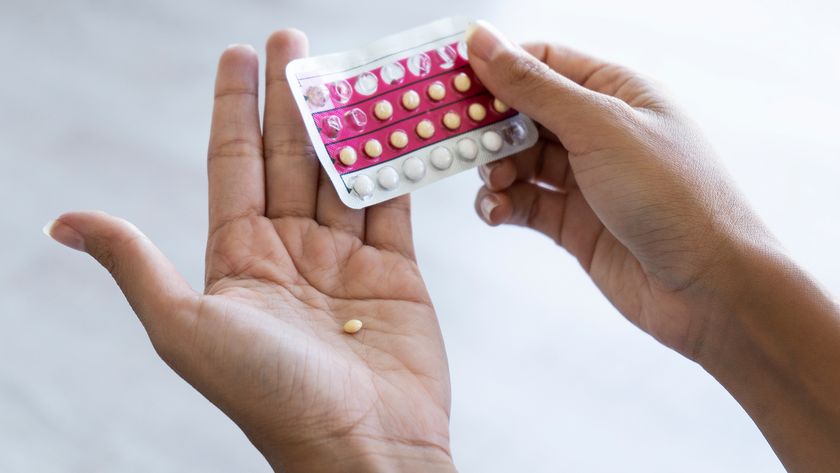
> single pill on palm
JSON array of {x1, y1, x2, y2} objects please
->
[
  {"x1": 343, "y1": 319, "x2": 364, "y2": 334},
  {"x1": 416, "y1": 119, "x2": 435, "y2": 139},
  {"x1": 481, "y1": 130, "x2": 504, "y2": 152},
  {"x1": 467, "y1": 103, "x2": 487, "y2": 122},
  {"x1": 427, "y1": 81, "x2": 446, "y2": 101},
  {"x1": 456, "y1": 138, "x2": 478, "y2": 160},
  {"x1": 492, "y1": 98, "x2": 510, "y2": 113},
  {"x1": 442, "y1": 111, "x2": 461, "y2": 130},
  {"x1": 364, "y1": 139, "x2": 383, "y2": 158},
  {"x1": 374, "y1": 100, "x2": 394, "y2": 120},
  {"x1": 390, "y1": 130, "x2": 409, "y2": 149},
  {"x1": 452, "y1": 72, "x2": 471, "y2": 92},
  {"x1": 402, "y1": 90, "x2": 420, "y2": 110},
  {"x1": 352, "y1": 175, "x2": 374, "y2": 199},
  {"x1": 338, "y1": 146, "x2": 357, "y2": 166}
]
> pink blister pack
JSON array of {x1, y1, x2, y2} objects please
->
[{"x1": 286, "y1": 17, "x2": 538, "y2": 209}]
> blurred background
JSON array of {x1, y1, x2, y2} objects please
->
[{"x1": 2, "y1": 0, "x2": 839, "y2": 471}]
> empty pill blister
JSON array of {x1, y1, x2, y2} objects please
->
[{"x1": 286, "y1": 17, "x2": 538, "y2": 209}]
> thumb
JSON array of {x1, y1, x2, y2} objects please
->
[
  {"x1": 43, "y1": 211, "x2": 197, "y2": 335},
  {"x1": 466, "y1": 21, "x2": 631, "y2": 149}
]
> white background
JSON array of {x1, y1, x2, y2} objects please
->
[{"x1": 1, "y1": 0, "x2": 839, "y2": 471}]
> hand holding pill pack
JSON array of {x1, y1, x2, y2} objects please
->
[{"x1": 286, "y1": 17, "x2": 538, "y2": 209}]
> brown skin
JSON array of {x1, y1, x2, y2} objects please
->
[
  {"x1": 468, "y1": 20, "x2": 840, "y2": 473},
  {"x1": 44, "y1": 21, "x2": 840, "y2": 473},
  {"x1": 46, "y1": 33, "x2": 455, "y2": 473}
]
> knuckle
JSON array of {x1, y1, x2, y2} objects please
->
[
  {"x1": 265, "y1": 135, "x2": 315, "y2": 160},
  {"x1": 504, "y1": 54, "x2": 550, "y2": 89},
  {"x1": 208, "y1": 137, "x2": 262, "y2": 161},
  {"x1": 213, "y1": 87, "x2": 256, "y2": 101}
]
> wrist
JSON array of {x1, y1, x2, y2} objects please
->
[
  {"x1": 693, "y1": 243, "x2": 837, "y2": 375},
  {"x1": 692, "y1": 244, "x2": 840, "y2": 470},
  {"x1": 256, "y1": 432, "x2": 457, "y2": 473}
]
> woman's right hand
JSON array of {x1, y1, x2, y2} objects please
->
[
  {"x1": 467, "y1": 21, "x2": 775, "y2": 360},
  {"x1": 466, "y1": 21, "x2": 840, "y2": 472}
]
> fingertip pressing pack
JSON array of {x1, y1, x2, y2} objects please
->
[{"x1": 286, "y1": 17, "x2": 538, "y2": 209}]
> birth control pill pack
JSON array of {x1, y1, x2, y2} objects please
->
[{"x1": 286, "y1": 17, "x2": 538, "y2": 209}]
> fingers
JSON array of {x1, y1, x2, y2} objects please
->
[
  {"x1": 521, "y1": 42, "x2": 662, "y2": 108},
  {"x1": 365, "y1": 195, "x2": 415, "y2": 259},
  {"x1": 208, "y1": 45, "x2": 263, "y2": 236},
  {"x1": 474, "y1": 183, "x2": 567, "y2": 242},
  {"x1": 480, "y1": 140, "x2": 570, "y2": 192},
  {"x1": 43, "y1": 211, "x2": 197, "y2": 334},
  {"x1": 263, "y1": 29, "x2": 318, "y2": 219},
  {"x1": 316, "y1": 168, "x2": 365, "y2": 238},
  {"x1": 466, "y1": 21, "x2": 634, "y2": 151},
  {"x1": 519, "y1": 43, "x2": 611, "y2": 88}
]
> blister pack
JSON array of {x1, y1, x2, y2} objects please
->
[{"x1": 285, "y1": 17, "x2": 538, "y2": 209}]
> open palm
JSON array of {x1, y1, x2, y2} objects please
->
[{"x1": 48, "y1": 31, "x2": 453, "y2": 472}]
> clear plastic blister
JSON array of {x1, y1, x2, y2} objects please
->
[{"x1": 286, "y1": 17, "x2": 539, "y2": 209}]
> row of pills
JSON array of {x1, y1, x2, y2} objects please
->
[
  {"x1": 319, "y1": 71, "x2": 489, "y2": 141},
  {"x1": 335, "y1": 98, "x2": 511, "y2": 166},
  {"x1": 351, "y1": 129, "x2": 507, "y2": 199}
]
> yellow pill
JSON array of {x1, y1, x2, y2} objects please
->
[
  {"x1": 343, "y1": 319, "x2": 363, "y2": 334},
  {"x1": 338, "y1": 146, "x2": 357, "y2": 166},
  {"x1": 373, "y1": 100, "x2": 393, "y2": 120},
  {"x1": 492, "y1": 98, "x2": 510, "y2": 113},
  {"x1": 416, "y1": 119, "x2": 435, "y2": 139},
  {"x1": 427, "y1": 82, "x2": 446, "y2": 101},
  {"x1": 402, "y1": 90, "x2": 420, "y2": 110},
  {"x1": 390, "y1": 130, "x2": 409, "y2": 149},
  {"x1": 453, "y1": 73, "x2": 471, "y2": 92},
  {"x1": 442, "y1": 111, "x2": 461, "y2": 130},
  {"x1": 364, "y1": 139, "x2": 383, "y2": 158},
  {"x1": 467, "y1": 103, "x2": 487, "y2": 122}
]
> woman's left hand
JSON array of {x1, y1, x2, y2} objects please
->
[{"x1": 45, "y1": 30, "x2": 456, "y2": 473}]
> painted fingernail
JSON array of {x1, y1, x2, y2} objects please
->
[
  {"x1": 43, "y1": 219, "x2": 85, "y2": 252},
  {"x1": 480, "y1": 195, "x2": 499, "y2": 222},
  {"x1": 466, "y1": 20, "x2": 514, "y2": 62}
]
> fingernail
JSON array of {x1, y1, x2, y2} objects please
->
[
  {"x1": 466, "y1": 20, "x2": 514, "y2": 62},
  {"x1": 43, "y1": 219, "x2": 85, "y2": 252},
  {"x1": 480, "y1": 195, "x2": 499, "y2": 222},
  {"x1": 226, "y1": 43, "x2": 256, "y2": 52},
  {"x1": 480, "y1": 163, "x2": 496, "y2": 183}
]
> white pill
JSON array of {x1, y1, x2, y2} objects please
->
[
  {"x1": 456, "y1": 138, "x2": 478, "y2": 161},
  {"x1": 377, "y1": 166, "x2": 400, "y2": 190},
  {"x1": 352, "y1": 175, "x2": 375, "y2": 199},
  {"x1": 430, "y1": 147, "x2": 453, "y2": 170},
  {"x1": 402, "y1": 156, "x2": 426, "y2": 181},
  {"x1": 480, "y1": 130, "x2": 504, "y2": 152}
]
